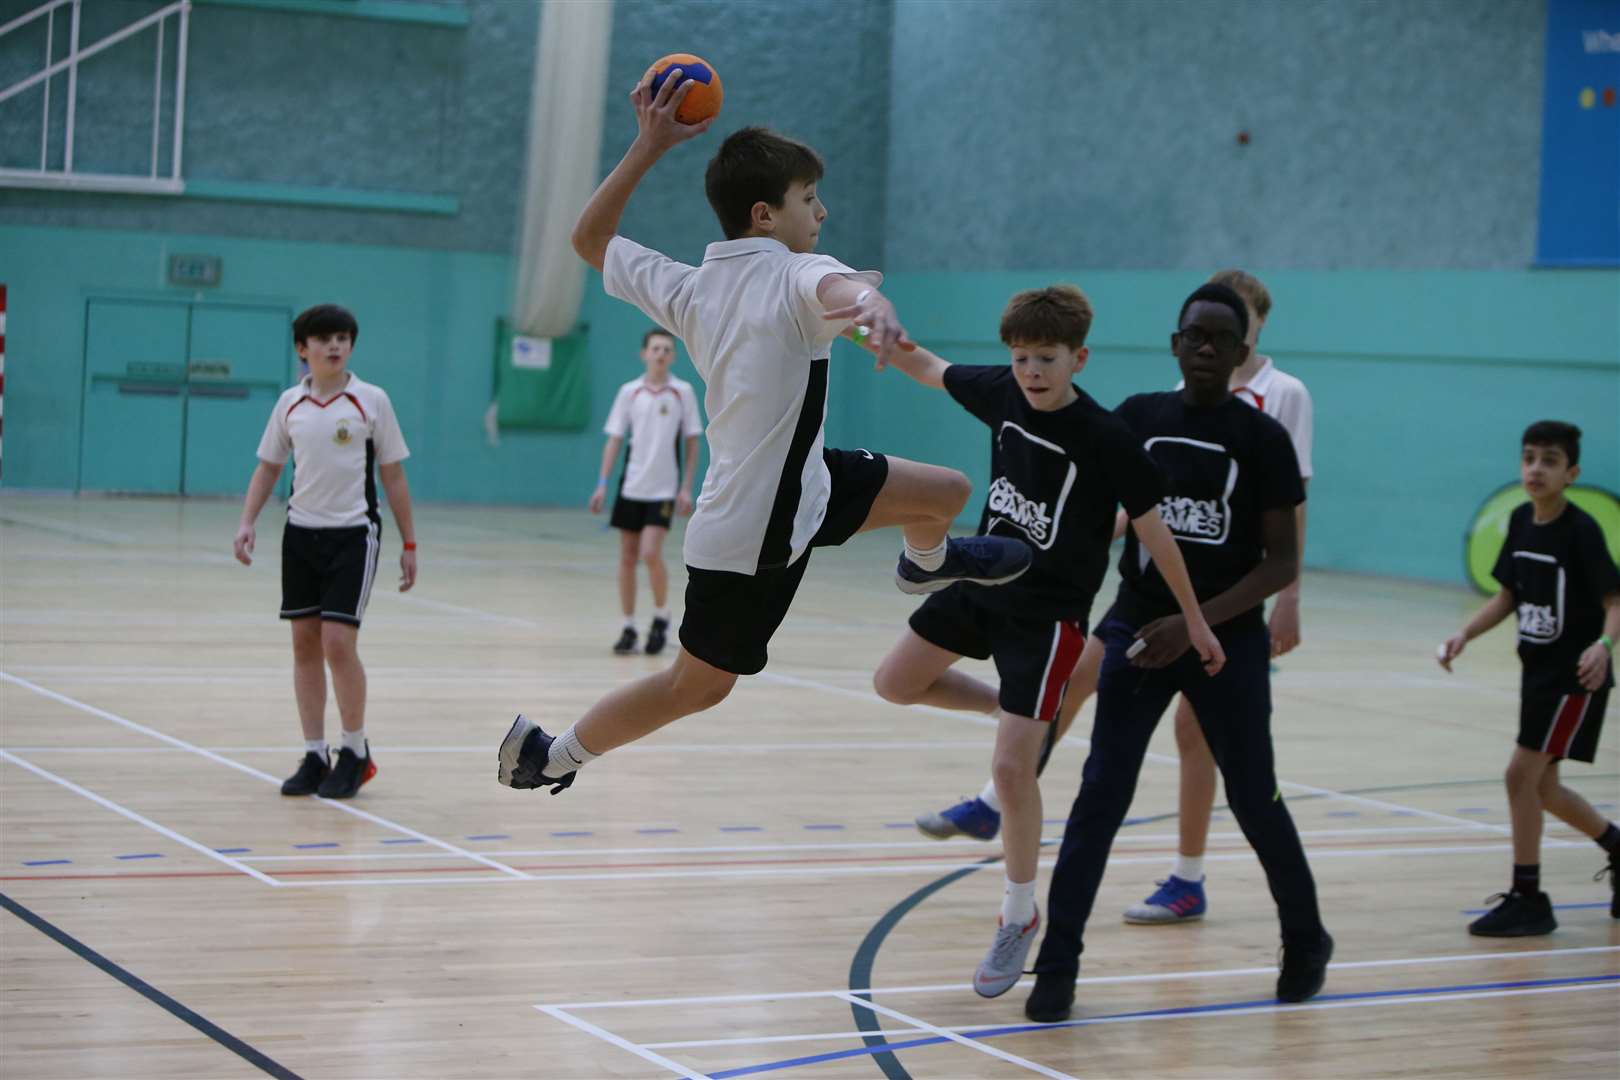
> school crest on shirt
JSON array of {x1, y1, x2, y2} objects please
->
[{"x1": 333, "y1": 419, "x2": 353, "y2": 446}]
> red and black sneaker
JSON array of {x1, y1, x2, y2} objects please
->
[{"x1": 316, "y1": 744, "x2": 377, "y2": 799}]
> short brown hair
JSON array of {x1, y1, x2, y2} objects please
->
[
  {"x1": 641, "y1": 327, "x2": 674, "y2": 348},
  {"x1": 1207, "y1": 269, "x2": 1271, "y2": 320},
  {"x1": 704, "y1": 127, "x2": 825, "y2": 240},
  {"x1": 999, "y1": 285, "x2": 1094, "y2": 348}
]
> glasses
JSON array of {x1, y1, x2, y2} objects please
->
[{"x1": 1178, "y1": 326, "x2": 1243, "y2": 352}]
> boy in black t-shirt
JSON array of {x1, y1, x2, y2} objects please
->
[
  {"x1": 1025, "y1": 284, "x2": 1332, "y2": 1023},
  {"x1": 1438, "y1": 420, "x2": 1620, "y2": 936},
  {"x1": 867, "y1": 285, "x2": 1223, "y2": 999}
]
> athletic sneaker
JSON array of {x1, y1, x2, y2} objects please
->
[
  {"x1": 645, "y1": 616, "x2": 670, "y2": 656},
  {"x1": 497, "y1": 714, "x2": 576, "y2": 795},
  {"x1": 1123, "y1": 875, "x2": 1207, "y2": 924},
  {"x1": 280, "y1": 750, "x2": 329, "y2": 796},
  {"x1": 916, "y1": 797, "x2": 1001, "y2": 841},
  {"x1": 1276, "y1": 930, "x2": 1333, "y2": 1002},
  {"x1": 895, "y1": 536, "x2": 1033, "y2": 595},
  {"x1": 973, "y1": 908, "x2": 1040, "y2": 998},
  {"x1": 316, "y1": 745, "x2": 376, "y2": 799},
  {"x1": 1599, "y1": 849, "x2": 1620, "y2": 919},
  {"x1": 612, "y1": 627, "x2": 639, "y2": 655},
  {"x1": 1024, "y1": 968, "x2": 1076, "y2": 1023},
  {"x1": 1468, "y1": 890, "x2": 1556, "y2": 937}
]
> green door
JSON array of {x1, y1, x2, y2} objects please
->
[
  {"x1": 183, "y1": 305, "x2": 292, "y2": 495},
  {"x1": 80, "y1": 300, "x2": 189, "y2": 493}
]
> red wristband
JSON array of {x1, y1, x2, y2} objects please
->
[{"x1": 403, "y1": 542, "x2": 417, "y2": 551}]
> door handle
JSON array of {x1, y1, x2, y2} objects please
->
[
  {"x1": 117, "y1": 381, "x2": 183, "y2": 396},
  {"x1": 188, "y1": 384, "x2": 251, "y2": 399}
]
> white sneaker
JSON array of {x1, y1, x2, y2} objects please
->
[{"x1": 973, "y1": 908, "x2": 1039, "y2": 998}]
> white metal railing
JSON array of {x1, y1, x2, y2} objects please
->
[{"x1": 0, "y1": 0, "x2": 191, "y2": 194}]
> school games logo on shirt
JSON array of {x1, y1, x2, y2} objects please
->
[
  {"x1": 1159, "y1": 496, "x2": 1226, "y2": 540},
  {"x1": 1144, "y1": 437, "x2": 1238, "y2": 547},
  {"x1": 987, "y1": 476, "x2": 1054, "y2": 544},
  {"x1": 1510, "y1": 551, "x2": 1565, "y2": 644},
  {"x1": 1517, "y1": 602, "x2": 1560, "y2": 641}
]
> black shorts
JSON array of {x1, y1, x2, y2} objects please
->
[
  {"x1": 280, "y1": 521, "x2": 380, "y2": 627},
  {"x1": 1519, "y1": 685, "x2": 1609, "y2": 763},
  {"x1": 909, "y1": 585, "x2": 1086, "y2": 721},
  {"x1": 611, "y1": 495, "x2": 675, "y2": 533},
  {"x1": 679, "y1": 448, "x2": 889, "y2": 675}
]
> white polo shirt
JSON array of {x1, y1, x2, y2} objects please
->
[
  {"x1": 1178, "y1": 355, "x2": 1313, "y2": 479},
  {"x1": 604, "y1": 374, "x2": 704, "y2": 501},
  {"x1": 256, "y1": 372, "x2": 410, "y2": 529},
  {"x1": 602, "y1": 235, "x2": 879, "y2": 573}
]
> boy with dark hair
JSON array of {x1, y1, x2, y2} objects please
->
[
  {"x1": 1026, "y1": 283, "x2": 1332, "y2": 1023},
  {"x1": 1439, "y1": 420, "x2": 1620, "y2": 934},
  {"x1": 234, "y1": 303, "x2": 417, "y2": 799},
  {"x1": 497, "y1": 67, "x2": 1029, "y2": 795},
  {"x1": 868, "y1": 284, "x2": 1222, "y2": 996},
  {"x1": 590, "y1": 327, "x2": 702, "y2": 655}
]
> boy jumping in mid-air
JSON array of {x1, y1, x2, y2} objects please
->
[
  {"x1": 866, "y1": 284, "x2": 1222, "y2": 996},
  {"x1": 1439, "y1": 420, "x2": 1620, "y2": 935},
  {"x1": 590, "y1": 327, "x2": 702, "y2": 656},
  {"x1": 497, "y1": 65, "x2": 1030, "y2": 794}
]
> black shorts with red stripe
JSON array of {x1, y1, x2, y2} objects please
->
[
  {"x1": 1519, "y1": 671, "x2": 1610, "y2": 763},
  {"x1": 908, "y1": 583, "x2": 1086, "y2": 722}
]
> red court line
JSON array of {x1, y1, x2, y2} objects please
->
[{"x1": 0, "y1": 835, "x2": 1516, "y2": 884}]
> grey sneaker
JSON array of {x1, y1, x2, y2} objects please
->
[
  {"x1": 973, "y1": 907, "x2": 1040, "y2": 998},
  {"x1": 497, "y1": 715, "x2": 575, "y2": 795},
  {"x1": 895, "y1": 536, "x2": 1032, "y2": 595}
]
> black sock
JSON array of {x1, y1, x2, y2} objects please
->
[
  {"x1": 1597, "y1": 823, "x2": 1620, "y2": 855},
  {"x1": 1512, "y1": 864, "x2": 1540, "y2": 895}
]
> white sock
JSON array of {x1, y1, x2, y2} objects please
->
[
  {"x1": 978, "y1": 778, "x2": 1003, "y2": 814},
  {"x1": 622, "y1": 615, "x2": 636, "y2": 630},
  {"x1": 1001, "y1": 877, "x2": 1037, "y2": 926},
  {"x1": 304, "y1": 739, "x2": 328, "y2": 758},
  {"x1": 654, "y1": 608, "x2": 671, "y2": 623},
  {"x1": 1172, "y1": 853, "x2": 1204, "y2": 882},
  {"x1": 546, "y1": 725, "x2": 600, "y2": 776},
  {"x1": 340, "y1": 728, "x2": 367, "y2": 756},
  {"x1": 904, "y1": 538, "x2": 947, "y2": 571}
]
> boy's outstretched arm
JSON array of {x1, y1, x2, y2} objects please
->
[
  {"x1": 1128, "y1": 507, "x2": 1226, "y2": 675},
  {"x1": 842, "y1": 325, "x2": 946, "y2": 388},
  {"x1": 1438, "y1": 587, "x2": 1516, "y2": 671},
  {"x1": 821, "y1": 277, "x2": 913, "y2": 367},
  {"x1": 571, "y1": 68, "x2": 713, "y2": 270}
]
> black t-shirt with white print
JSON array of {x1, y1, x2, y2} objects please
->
[
  {"x1": 1492, "y1": 501, "x2": 1620, "y2": 691},
  {"x1": 1111, "y1": 391, "x2": 1304, "y2": 632},
  {"x1": 944, "y1": 365, "x2": 1164, "y2": 622}
]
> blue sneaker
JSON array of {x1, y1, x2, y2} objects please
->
[
  {"x1": 916, "y1": 796, "x2": 1001, "y2": 840},
  {"x1": 895, "y1": 536, "x2": 1032, "y2": 595},
  {"x1": 1123, "y1": 875, "x2": 1207, "y2": 923}
]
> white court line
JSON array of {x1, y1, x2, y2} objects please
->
[
  {"x1": 0, "y1": 750, "x2": 280, "y2": 887},
  {"x1": 0, "y1": 670, "x2": 533, "y2": 881},
  {"x1": 535, "y1": 1005, "x2": 711, "y2": 1080},
  {"x1": 545, "y1": 944, "x2": 1620, "y2": 1010},
  {"x1": 836, "y1": 991, "x2": 1078, "y2": 1080},
  {"x1": 233, "y1": 825, "x2": 1528, "y2": 862},
  {"x1": 1277, "y1": 778, "x2": 1510, "y2": 836},
  {"x1": 0, "y1": 739, "x2": 999, "y2": 754},
  {"x1": 268, "y1": 838, "x2": 1584, "y2": 888}
]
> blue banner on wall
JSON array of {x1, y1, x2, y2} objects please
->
[{"x1": 1537, "y1": 0, "x2": 1620, "y2": 266}]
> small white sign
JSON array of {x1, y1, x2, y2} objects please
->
[{"x1": 512, "y1": 335, "x2": 552, "y2": 370}]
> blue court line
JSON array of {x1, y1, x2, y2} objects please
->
[
  {"x1": 115, "y1": 853, "x2": 163, "y2": 860},
  {"x1": 713, "y1": 972, "x2": 1620, "y2": 1078},
  {"x1": 23, "y1": 859, "x2": 71, "y2": 867},
  {"x1": 637, "y1": 828, "x2": 680, "y2": 835},
  {"x1": 804, "y1": 825, "x2": 844, "y2": 831},
  {"x1": 721, "y1": 826, "x2": 764, "y2": 833},
  {"x1": 551, "y1": 831, "x2": 593, "y2": 838},
  {"x1": 1325, "y1": 810, "x2": 1362, "y2": 817},
  {"x1": 466, "y1": 834, "x2": 509, "y2": 841},
  {"x1": 883, "y1": 823, "x2": 913, "y2": 829},
  {"x1": 215, "y1": 848, "x2": 250, "y2": 855},
  {"x1": 1462, "y1": 901, "x2": 1610, "y2": 914},
  {"x1": 0, "y1": 891, "x2": 304, "y2": 1079},
  {"x1": 292, "y1": 843, "x2": 337, "y2": 850},
  {"x1": 379, "y1": 838, "x2": 422, "y2": 845}
]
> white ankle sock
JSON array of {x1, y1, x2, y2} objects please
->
[
  {"x1": 904, "y1": 538, "x2": 947, "y2": 571},
  {"x1": 340, "y1": 728, "x2": 366, "y2": 755},
  {"x1": 1172, "y1": 853, "x2": 1204, "y2": 882},
  {"x1": 978, "y1": 778, "x2": 1003, "y2": 813},
  {"x1": 305, "y1": 739, "x2": 328, "y2": 758},
  {"x1": 1001, "y1": 877, "x2": 1037, "y2": 926},
  {"x1": 547, "y1": 725, "x2": 599, "y2": 776},
  {"x1": 654, "y1": 608, "x2": 671, "y2": 623},
  {"x1": 622, "y1": 616, "x2": 636, "y2": 631}
]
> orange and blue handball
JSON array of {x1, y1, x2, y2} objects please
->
[{"x1": 648, "y1": 53, "x2": 723, "y2": 124}]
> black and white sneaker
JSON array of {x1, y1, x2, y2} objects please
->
[
  {"x1": 497, "y1": 715, "x2": 576, "y2": 795},
  {"x1": 895, "y1": 536, "x2": 1033, "y2": 595},
  {"x1": 645, "y1": 616, "x2": 670, "y2": 656},
  {"x1": 1276, "y1": 930, "x2": 1333, "y2": 1002},
  {"x1": 612, "y1": 627, "x2": 639, "y2": 654},
  {"x1": 1469, "y1": 890, "x2": 1556, "y2": 937},
  {"x1": 317, "y1": 744, "x2": 377, "y2": 799},
  {"x1": 280, "y1": 751, "x2": 329, "y2": 796}
]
